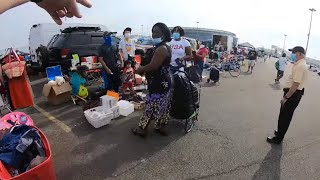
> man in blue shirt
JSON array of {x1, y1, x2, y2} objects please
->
[{"x1": 275, "y1": 53, "x2": 288, "y2": 84}]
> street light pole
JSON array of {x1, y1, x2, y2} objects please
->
[
  {"x1": 306, "y1": 8, "x2": 316, "y2": 56},
  {"x1": 196, "y1": 22, "x2": 199, "y2": 40},
  {"x1": 282, "y1": 34, "x2": 287, "y2": 53}
]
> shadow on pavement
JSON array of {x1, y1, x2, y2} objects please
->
[
  {"x1": 241, "y1": 72, "x2": 253, "y2": 76},
  {"x1": 269, "y1": 83, "x2": 281, "y2": 91},
  {"x1": 57, "y1": 117, "x2": 185, "y2": 180},
  {"x1": 201, "y1": 82, "x2": 220, "y2": 87},
  {"x1": 252, "y1": 144, "x2": 283, "y2": 180}
]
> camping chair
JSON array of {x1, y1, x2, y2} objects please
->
[
  {"x1": 46, "y1": 65, "x2": 63, "y2": 81},
  {"x1": 46, "y1": 65, "x2": 86, "y2": 104}
]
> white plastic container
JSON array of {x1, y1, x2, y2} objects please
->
[
  {"x1": 84, "y1": 106, "x2": 113, "y2": 128},
  {"x1": 100, "y1": 95, "x2": 117, "y2": 110},
  {"x1": 110, "y1": 105, "x2": 120, "y2": 119},
  {"x1": 117, "y1": 100, "x2": 134, "y2": 117}
]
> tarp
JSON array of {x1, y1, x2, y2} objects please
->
[{"x1": 238, "y1": 42, "x2": 255, "y2": 48}]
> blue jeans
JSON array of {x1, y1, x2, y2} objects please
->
[
  {"x1": 195, "y1": 61, "x2": 204, "y2": 76},
  {"x1": 102, "y1": 70, "x2": 121, "y2": 92},
  {"x1": 102, "y1": 71, "x2": 109, "y2": 90}
]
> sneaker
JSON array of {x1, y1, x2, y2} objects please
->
[{"x1": 266, "y1": 136, "x2": 283, "y2": 144}]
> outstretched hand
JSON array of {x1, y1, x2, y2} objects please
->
[{"x1": 37, "y1": 0, "x2": 92, "y2": 25}]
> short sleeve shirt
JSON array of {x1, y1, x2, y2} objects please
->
[
  {"x1": 285, "y1": 59, "x2": 308, "y2": 90},
  {"x1": 170, "y1": 39, "x2": 191, "y2": 67},
  {"x1": 248, "y1": 50, "x2": 257, "y2": 60},
  {"x1": 119, "y1": 39, "x2": 136, "y2": 60},
  {"x1": 278, "y1": 57, "x2": 287, "y2": 71},
  {"x1": 197, "y1": 48, "x2": 209, "y2": 61},
  {"x1": 98, "y1": 44, "x2": 118, "y2": 71}
]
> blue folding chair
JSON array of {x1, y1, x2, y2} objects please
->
[{"x1": 46, "y1": 65, "x2": 63, "y2": 81}]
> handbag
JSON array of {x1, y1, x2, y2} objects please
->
[{"x1": 2, "y1": 49, "x2": 25, "y2": 79}]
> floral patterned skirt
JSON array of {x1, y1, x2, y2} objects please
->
[{"x1": 138, "y1": 90, "x2": 173, "y2": 130}]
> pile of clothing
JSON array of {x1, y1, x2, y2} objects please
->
[{"x1": 0, "y1": 125, "x2": 47, "y2": 176}]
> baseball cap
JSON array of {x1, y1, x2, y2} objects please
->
[
  {"x1": 103, "y1": 31, "x2": 117, "y2": 37},
  {"x1": 123, "y1": 27, "x2": 132, "y2": 35},
  {"x1": 288, "y1": 46, "x2": 305, "y2": 54}
]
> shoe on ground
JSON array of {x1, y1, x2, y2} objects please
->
[
  {"x1": 132, "y1": 127, "x2": 147, "y2": 137},
  {"x1": 274, "y1": 130, "x2": 279, "y2": 136},
  {"x1": 266, "y1": 136, "x2": 283, "y2": 144}
]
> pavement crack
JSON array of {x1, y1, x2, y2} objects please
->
[
  {"x1": 186, "y1": 159, "x2": 262, "y2": 180},
  {"x1": 186, "y1": 139, "x2": 320, "y2": 180},
  {"x1": 112, "y1": 158, "x2": 148, "y2": 178},
  {"x1": 193, "y1": 128, "x2": 232, "y2": 142}
]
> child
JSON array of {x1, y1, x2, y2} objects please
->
[
  {"x1": 123, "y1": 61, "x2": 134, "y2": 92},
  {"x1": 71, "y1": 65, "x2": 89, "y2": 99}
]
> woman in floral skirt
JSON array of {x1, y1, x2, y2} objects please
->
[{"x1": 132, "y1": 22, "x2": 173, "y2": 137}]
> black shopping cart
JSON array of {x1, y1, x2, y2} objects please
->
[{"x1": 170, "y1": 70, "x2": 201, "y2": 133}]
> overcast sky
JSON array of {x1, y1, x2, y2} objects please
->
[{"x1": 0, "y1": 0, "x2": 319, "y2": 59}]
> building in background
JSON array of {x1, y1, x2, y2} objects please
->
[{"x1": 172, "y1": 27, "x2": 237, "y2": 52}]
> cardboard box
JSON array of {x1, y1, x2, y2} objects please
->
[
  {"x1": 131, "y1": 101, "x2": 145, "y2": 110},
  {"x1": 43, "y1": 83, "x2": 72, "y2": 105}
]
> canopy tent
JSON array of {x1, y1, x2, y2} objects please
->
[{"x1": 238, "y1": 42, "x2": 255, "y2": 49}]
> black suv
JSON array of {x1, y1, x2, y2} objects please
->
[{"x1": 40, "y1": 27, "x2": 120, "y2": 71}]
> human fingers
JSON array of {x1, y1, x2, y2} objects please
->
[
  {"x1": 67, "y1": 0, "x2": 82, "y2": 18},
  {"x1": 77, "y1": 0, "x2": 92, "y2": 8},
  {"x1": 56, "y1": 10, "x2": 66, "y2": 18},
  {"x1": 65, "y1": 8, "x2": 74, "y2": 18},
  {"x1": 47, "y1": 10, "x2": 62, "y2": 25}
]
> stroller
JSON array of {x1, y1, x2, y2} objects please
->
[{"x1": 170, "y1": 69, "x2": 201, "y2": 133}]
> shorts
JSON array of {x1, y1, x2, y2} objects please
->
[
  {"x1": 277, "y1": 70, "x2": 284, "y2": 77},
  {"x1": 248, "y1": 60, "x2": 256, "y2": 67}
]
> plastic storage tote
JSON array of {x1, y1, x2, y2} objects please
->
[
  {"x1": 110, "y1": 105, "x2": 120, "y2": 119},
  {"x1": 0, "y1": 112, "x2": 34, "y2": 130},
  {"x1": 100, "y1": 95, "x2": 117, "y2": 110},
  {"x1": 0, "y1": 126, "x2": 56, "y2": 180},
  {"x1": 84, "y1": 106, "x2": 113, "y2": 128},
  {"x1": 117, "y1": 100, "x2": 134, "y2": 117}
]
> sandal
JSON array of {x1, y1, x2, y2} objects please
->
[{"x1": 131, "y1": 127, "x2": 147, "y2": 137}]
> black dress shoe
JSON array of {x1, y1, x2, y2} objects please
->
[
  {"x1": 267, "y1": 136, "x2": 283, "y2": 144},
  {"x1": 274, "y1": 130, "x2": 279, "y2": 136}
]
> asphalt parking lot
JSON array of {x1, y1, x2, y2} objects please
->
[{"x1": 24, "y1": 58, "x2": 320, "y2": 180}]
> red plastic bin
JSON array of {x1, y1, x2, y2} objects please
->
[{"x1": 0, "y1": 126, "x2": 56, "y2": 180}]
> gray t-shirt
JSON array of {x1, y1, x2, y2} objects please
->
[{"x1": 98, "y1": 44, "x2": 118, "y2": 71}]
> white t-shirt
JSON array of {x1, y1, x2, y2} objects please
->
[
  {"x1": 278, "y1": 57, "x2": 287, "y2": 71},
  {"x1": 119, "y1": 39, "x2": 136, "y2": 61},
  {"x1": 170, "y1": 39, "x2": 191, "y2": 67}
]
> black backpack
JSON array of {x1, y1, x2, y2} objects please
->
[{"x1": 209, "y1": 66, "x2": 220, "y2": 82}]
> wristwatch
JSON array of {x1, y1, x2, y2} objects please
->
[{"x1": 30, "y1": 0, "x2": 43, "y2": 3}]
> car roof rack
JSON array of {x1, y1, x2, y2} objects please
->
[{"x1": 61, "y1": 27, "x2": 102, "y2": 33}]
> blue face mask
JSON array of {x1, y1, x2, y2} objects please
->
[
  {"x1": 104, "y1": 36, "x2": 112, "y2": 46},
  {"x1": 291, "y1": 54, "x2": 297, "y2": 62},
  {"x1": 152, "y1": 37, "x2": 163, "y2": 45},
  {"x1": 172, "y1": 33, "x2": 180, "y2": 40}
]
